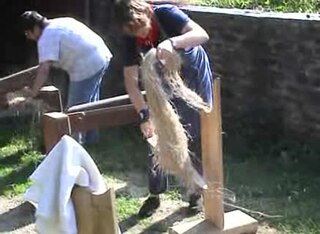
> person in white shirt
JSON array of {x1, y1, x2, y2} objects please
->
[{"x1": 20, "y1": 11, "x2": 113, "y2": 143}]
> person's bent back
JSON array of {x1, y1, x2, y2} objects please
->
[{"x1": 20, "y1": 11, "x2": 113, "y2": 144}]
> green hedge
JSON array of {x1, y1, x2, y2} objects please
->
[{"x1": 199, "y1": 0, "x2": 320, "y2": 13}]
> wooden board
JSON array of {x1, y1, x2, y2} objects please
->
[
  {"x1": 68, "y1": 104, "x2": 139, "y2": 132},
  {"x1": 92, "y1": 187, "x2": 119, "y2": 234},
  {"x1": 67, "y1": 91, "x2": 146, "y2": 113},
  {"x1": 200, "y1": 78, "x2": 224, "y2": 229},
  {"x1": 0, "y1": 66, "x2": 37, "y2": 94},
  {"x1": 169, "y1": 210, "x2": 258, "y2": 234},
  {"x1": 71, "y1": 186, "x2": 94, "y2": 234},
  {"x1": 71, "y1": 186, "x2": 119, "y2": 234},
  {"x1": 42, "y1": 112, "x2": 71, "y2": 153},
  {"x1": 42, "y1": 105, "x2": 139, "y2": 153}
]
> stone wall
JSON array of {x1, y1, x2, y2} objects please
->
[{"x1": 184, "y1": 7, "x2": 320, "y2": 139}]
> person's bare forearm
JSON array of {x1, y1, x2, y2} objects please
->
[
  {"x1": 124, "y1": 66, "x2": 153, "y2": 138},
  {"x1": 170, "y1": 21, "x2": 209, "y2": 49},
  {"x1": 124, "y1": 65, "x2": 147, "y2": 112},
  {"x1": 30, "y1": 62, "x2": 51, "y2": 97}
]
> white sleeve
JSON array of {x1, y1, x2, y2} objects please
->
[{"x1": 38, "y1": 29, "x2": 60, "y2": 63}]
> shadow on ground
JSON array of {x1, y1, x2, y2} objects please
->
[
  {"x1": 119, "y1": 207, "x2": 188, "y2": 234},
  {"x1": 0, "y1": 202, "x2": 35, "y2": 232}
]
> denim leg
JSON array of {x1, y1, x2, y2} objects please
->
[
  {"x1": 85, "y1": 67, "x2": 105, "y2": 143},
  {"x1": 89, "y1": 70, "x2": 103, "y2": 103},
  {"x1": 148, "y1": 148, "x2": 168, "y2": 195},
  {"x1": 67, "y1": 63, "x2": 108, "y2": 144}
]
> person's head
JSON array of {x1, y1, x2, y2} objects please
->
[
  {"x1": 111, "y1": 0, "x2": 154, "y2": 38},
  {"x1": 20, "y1": 11, "x2": 47, "y2": 41}
]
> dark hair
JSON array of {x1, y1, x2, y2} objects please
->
[
  {"x1": 110, "y1": 0, "x2": 147, "y2": 29},
  {"x1": 20, "y1": 11, "x2": 46, "y2": 31},
  {"x1": 110, "y1": 0, "x2": 187, "y2": 29}
]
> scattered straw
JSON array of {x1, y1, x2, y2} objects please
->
[
  {"x1": 6, "y1": 90, "x2": 49, "y2": 112},
  {"x1": 206, "y1": 185, "x2": 283, "y2": 219}
]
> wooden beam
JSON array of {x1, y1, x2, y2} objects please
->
[
  {"x1": 67, "y1": 94, "x2": 132, "y2": 113},
  {"x1": 67, "y1": 104, "x2": 139, "y2": 133},
  {"x1": 42, "y1": 105, "x2": 138, "y2": 153},
  {"x1": 201, "y1": 78, "x2": 224, "y2": 229},
  {"x1": 0, "y1": 66, "x2": 37, "y2": 94},
  {"x1": 42, "y1": 112, "x2": 71, "y2": 153},
  {"x1": 67, "y1": 92, "x2": 146, "y2": 113}
]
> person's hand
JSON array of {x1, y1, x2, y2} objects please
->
[
  {"x1": 140, "y1": 119, "x2": 155, "y2": 139},
  {"x1": 157, "y1": 39, "x2": 174, "y2": 65}
]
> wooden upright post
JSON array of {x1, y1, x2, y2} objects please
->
[
  {"x1": 42, "y1": 112, "x2": 71, "y2": 153},
  {"x1": 170, "y1": 78, "x2": 258, "y2": 234},
  {"x1": 201, "y1": 78, "x2": 224, "y2": 229},
  {"x1": 38, "y1": 85, "x2": 63, "y2": 112}
]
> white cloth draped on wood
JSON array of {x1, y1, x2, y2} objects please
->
[{"x1": 24, "y1": 135, "x2": 106, "y2": 234}]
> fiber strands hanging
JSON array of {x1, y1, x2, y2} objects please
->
[{"x1": 141, "y1": 48, "x2": 211, "y2": 190}]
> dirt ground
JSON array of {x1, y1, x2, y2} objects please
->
[{"x1": 0, "y1": 196, "x2": 278, "y2": 234}]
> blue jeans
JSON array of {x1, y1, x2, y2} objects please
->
[{"x1": 67, "y1": 62, "x2": 109, "y2": 144}]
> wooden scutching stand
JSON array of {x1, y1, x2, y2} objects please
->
[
  {"x1": 169, "y1": 79, "x2": 258, "y2": 234},
  {"x1": 41, "y1": 76, "x2": 258, "y2": 234}
]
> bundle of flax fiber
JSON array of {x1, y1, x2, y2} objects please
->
[
  {"x1": 141, "y1": 48, "x2": 211, "y2": 190},
  {"x1": 6, "y1": 89, "x2": 47, "y2": 111}
]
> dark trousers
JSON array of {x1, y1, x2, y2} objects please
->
[{"x1": 148, "y1": 136, "x2": 202, "y2": 195}]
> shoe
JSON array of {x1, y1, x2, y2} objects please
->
[
  {"x1": 138, "y1": 196, "x2": 160, "y2": 218},
  {"x1": 187, "y1": 193, "x2": 203, "y2": 215}
]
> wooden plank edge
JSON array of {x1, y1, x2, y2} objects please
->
[
  {"x1": 169, "y1": 210, "x2": 258, "y2": 234},
  {"x1": 67, "y1": 91, "x2": 146, "y2": 113},
  {"x1": 0, "y1": 66, "x2": 38, "y2": 94}
]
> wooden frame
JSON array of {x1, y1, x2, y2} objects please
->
[
  {"x1": 169, "y1": 79, "x2": 258, "y2": 234},
  {"x1": 42, "y1": 79, "x2": 258, "y2": 234},
  {"x1": 42, "y1": 104, "x2": 138, "y2": 153}
]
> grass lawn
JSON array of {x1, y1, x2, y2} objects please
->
[{"x1": 0, "y1": 116, "x2": 320, "y2": 233}]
